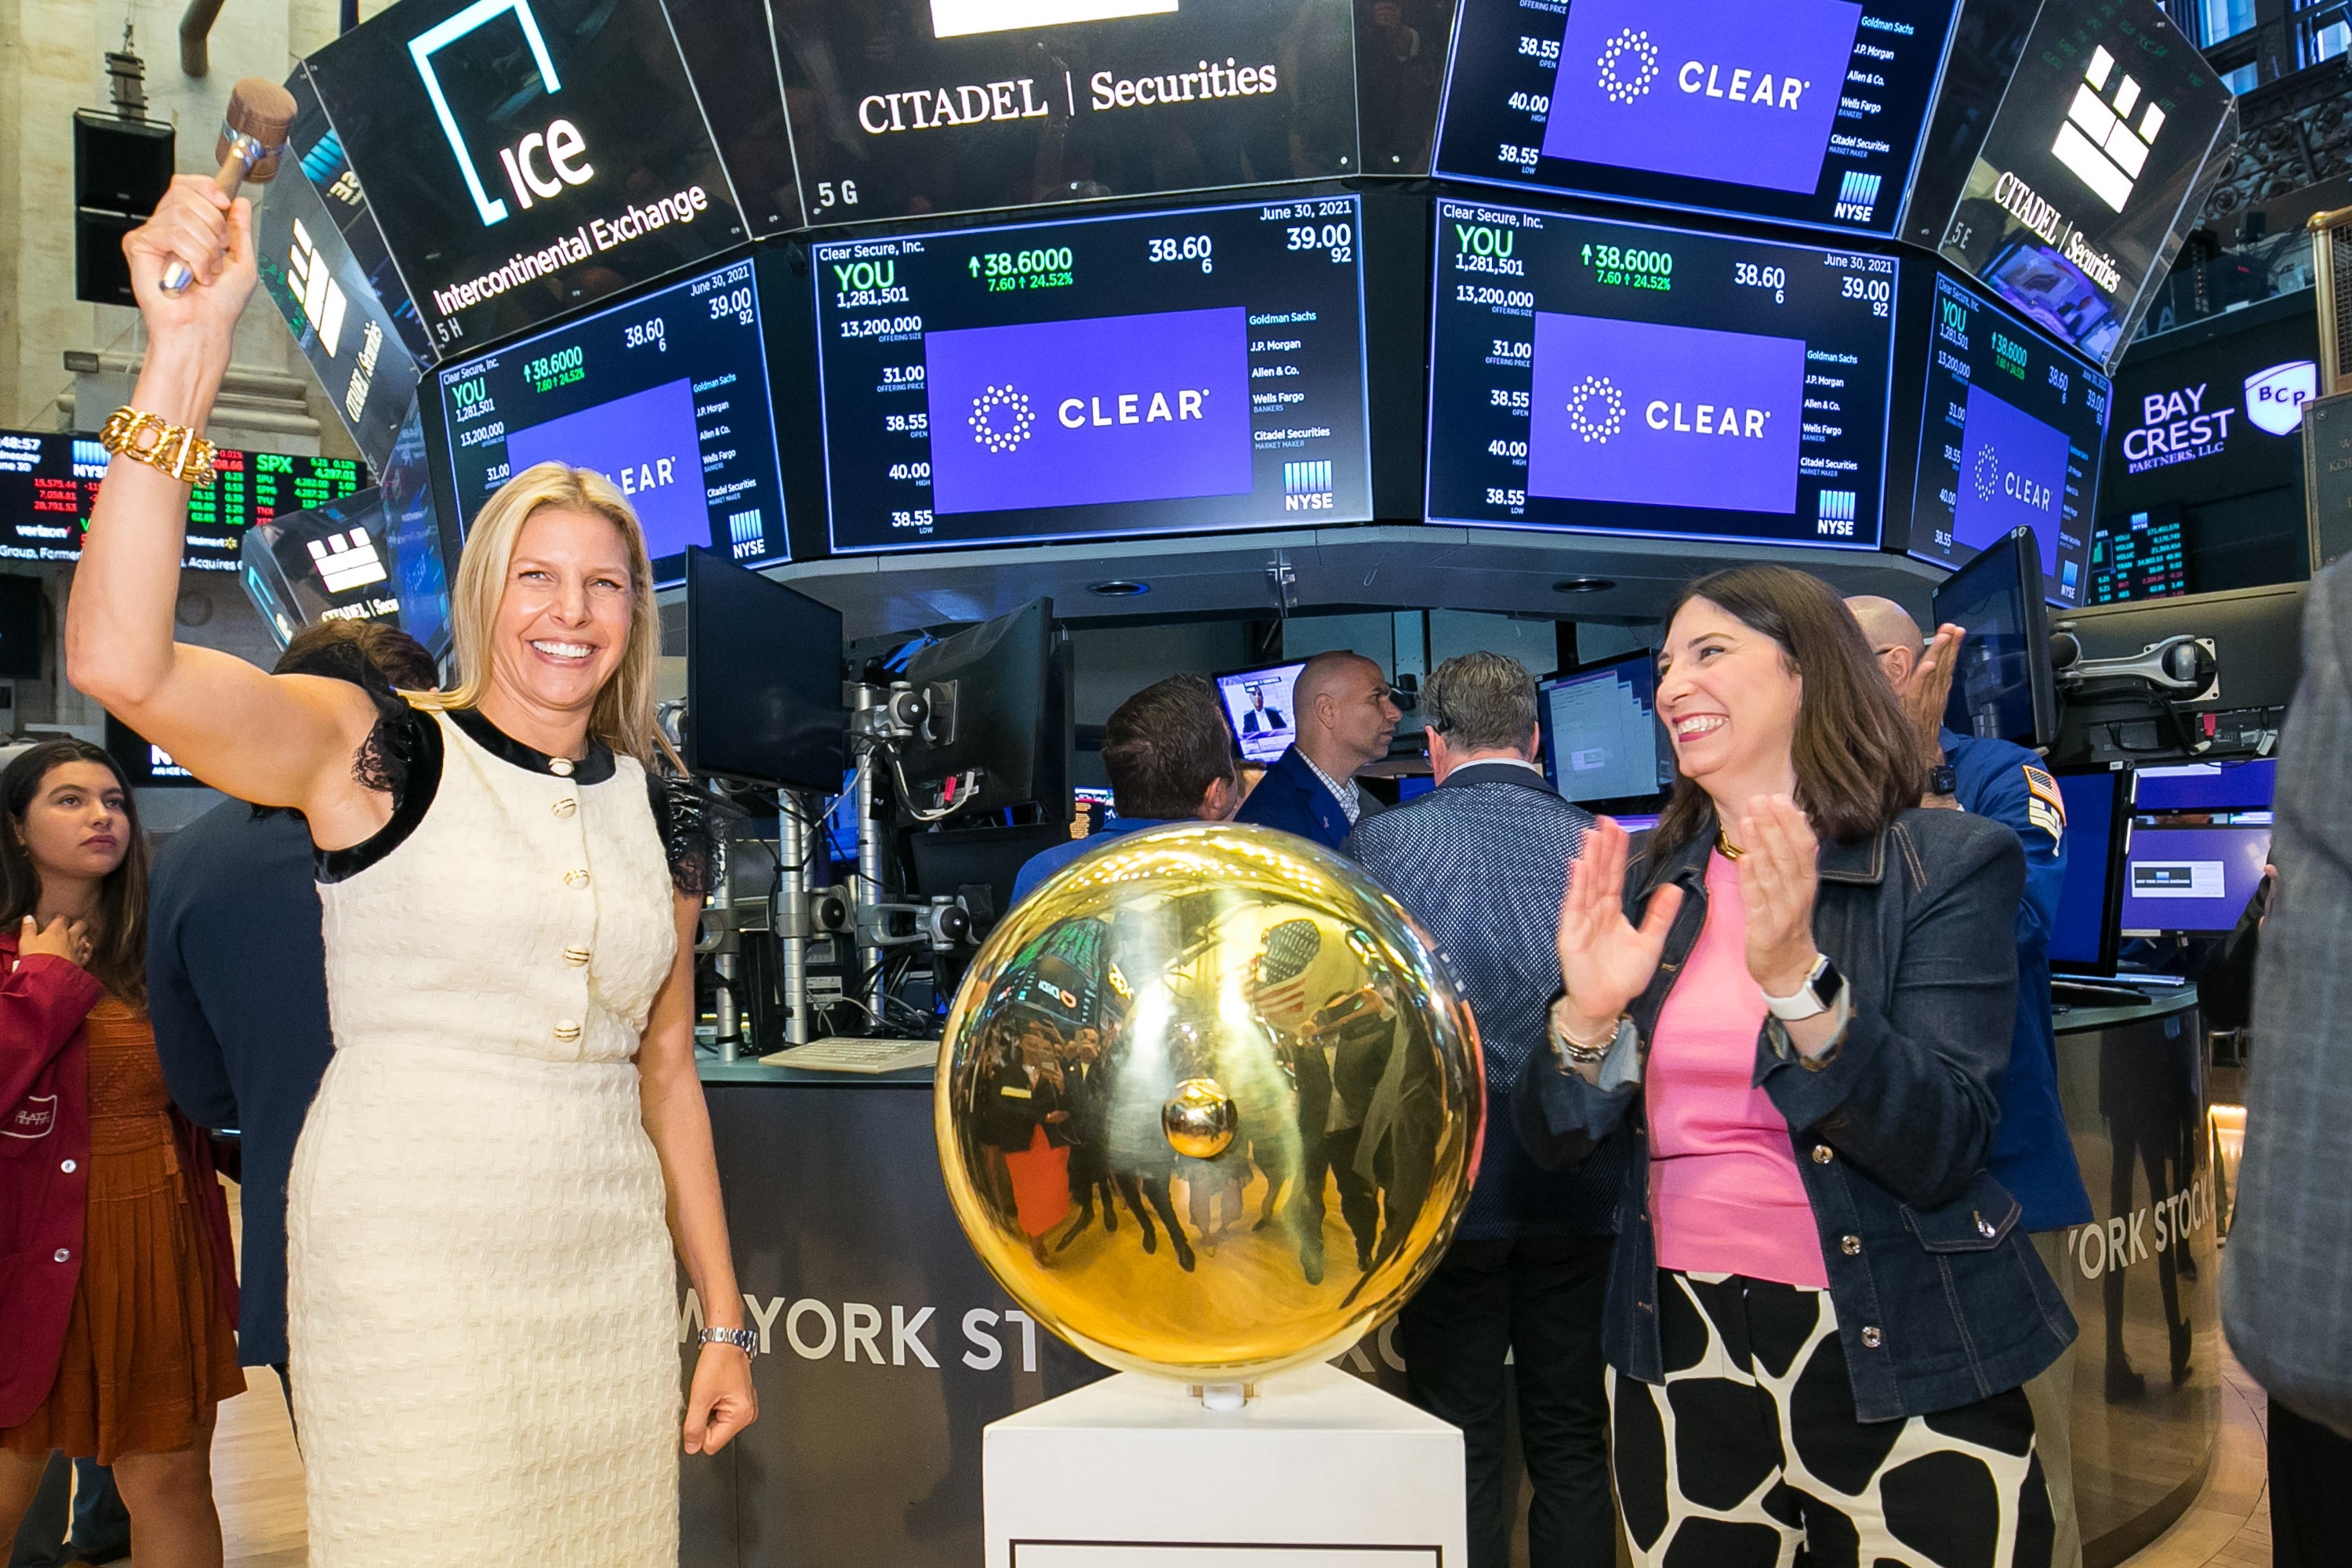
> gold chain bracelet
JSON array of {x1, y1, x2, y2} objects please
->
[{"x1": 98, "y1": 406, "x2": 217, "y2": 489}]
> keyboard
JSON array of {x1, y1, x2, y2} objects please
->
[{"x1": 768, "y1": 1038, "x2": 940, "y2": 1074}]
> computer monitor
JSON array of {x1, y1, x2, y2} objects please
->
[
  {"x1": 2132, "y1": 760, "x2": 2277, "y2": 813},
  {"x1": 1933, "y1": 524, "x2": 2056, "y2": 750},
  {"x1": 898, "y1": 599, "x2": 1063, "y2": 821},
  {"x1": 2049, "y1": 767, "x2": 2127, "y2": 976},
  {"x1": 2118, "y1": 822, "x2": 2274, "y2": 937},
  {"x1": 682, "y1": 548, "x2": 846, "y2": 793},
  {"x1": 1536, "y1": 652, "x2": 1674, "y2": 809},
  {"x1": 1215, "y1": 661, "x2": 1308, "y2": 768}
]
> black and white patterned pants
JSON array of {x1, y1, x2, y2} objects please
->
[{"x1": 1610, "y1": 1271, "x2": 2054, "y2": 1568}]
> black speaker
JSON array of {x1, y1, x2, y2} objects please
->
[
  {"x1": 74, "y1": 209, "x2": 142, "y2": 307},
  {"x1": 72, "y1": 111, "x2": 173, "y2": 216}
]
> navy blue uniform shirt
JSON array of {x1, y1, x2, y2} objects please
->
[
  {"x1": 1944, "y1": 728, "x2": 2092, "y2": 1232},
  {"x1": 147, "y1": 802, "x2": 336, "y2": 1368}
]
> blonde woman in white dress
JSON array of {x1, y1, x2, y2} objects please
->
[{"x1": 65, "y1": 176, "x2": 758, "y2": 1565}]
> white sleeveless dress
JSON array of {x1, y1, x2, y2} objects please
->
[{"x1": 286, "y1": 707, "x2": 682, "y2": 1565}]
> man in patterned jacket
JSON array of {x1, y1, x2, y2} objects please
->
[{"x1": 1342, "y1": 652, "x2": 1625, "y2": 1568}]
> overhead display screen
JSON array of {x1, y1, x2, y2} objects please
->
[
  {"x1": 1425, "y1": 200, "x2": 1898, "y2": 548},
  {"x1": 0, "y1": 431, "x2": 365, "y2": 573},
  {"x1": 775, "y1": 0, "x2": 1359, "y2": 227},
  {"x1": 1909, "y1": 271, "x2": 2111, "y2": 607},
  {"x1": 814, "y1": 194, "x2": 1372, "y2": 554},
  {"x1": 1936, "y1": 0, "x2": 2237, "y2": 367},
  {"x1": 435, "y1": 256, "x2": 788, "y2": 579},
  {"x1": 1432, "y1": 0, "x2": 1961, "y2": 235},
  {"x1": 306, "y1": 0, "x2": 743, "y2": 356}
]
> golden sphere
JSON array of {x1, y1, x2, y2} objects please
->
[
  {"x1": 1163, "y1": 1078, "x2": 1239, "y2": 1160},
  {"x1": 934, "y1": 822, "x2": 1485, "y2": 1381}
]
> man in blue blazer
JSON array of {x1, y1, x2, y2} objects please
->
[
  {"x1": 1343, "y1": 652, "x2": 1622, "y2": 1568},
  {"x1": 1233, "y1": 650, "x2": 1400, "y2": 851},
  {"x1": 148, "y1": 620, "x2": 439, "y2": 1403}
]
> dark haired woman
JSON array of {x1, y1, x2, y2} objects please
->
[
  {"x1": 0, "y1": 741, "x2": 239, "y2": 1568},
  {"x1": 1518, "y1": 566, "x2": 2073, "y2": 1566}
]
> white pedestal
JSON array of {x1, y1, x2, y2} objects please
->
[{"x1": 983, "y1": 1363, "x2": 1467, "y2": 1568}]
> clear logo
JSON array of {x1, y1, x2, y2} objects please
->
[
  {"x1": 1565, "y1": 376, "x2": 1627, "y2": 442},
  {"x1": 1971, "y1": 442, "x2": 2054, "y2": 511},
  {"x1": 2050, "y1": 45, "x2": 2165, "y2": 214},
  {"x1": 1595, "y1": 30, "x2": 1660, "y2": 105},
  {"x1": 970, "y1": 385, "x2": 1036, "y2": 453}
]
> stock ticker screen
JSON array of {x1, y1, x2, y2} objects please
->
[
  {"x1": 1425, "y1": 200, "x2": 1898, "y2": 548},
  {"x1": 1908, "y1": 271, "x2": 2111, "y2": 606},
  {"x1": 813, "y1": 195, "x2": 1372, "y2": 553},
  {"x1": 0, "y1": 432, "x2": 365, "y2": 572},
  {"x1": 1433, "y1": 0, "x2": 1961, "y2": 236},
  {"x1": 434, "y1": 256, "x2": 789, "y2": 579}
]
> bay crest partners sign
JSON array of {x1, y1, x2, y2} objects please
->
[
  {"x1": 1936, "y1": 0, "x2": 2236, "y2": 369},
  {"x1": 304, "y1": 0, "x2": 744, "y2": 354}
]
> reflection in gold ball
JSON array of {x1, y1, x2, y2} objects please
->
[
  {"x1": 934, "y1": 822, "x2": 1485, "y2": 1381},
  {"x1": 1163, "y1": 1078, "x2": 1239, "y2": 1160}
]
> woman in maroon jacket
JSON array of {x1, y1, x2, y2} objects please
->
[{"x1": 0, "y1": 739, "x2": 239, "y2": 1568}]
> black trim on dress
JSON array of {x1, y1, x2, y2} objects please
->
[
  {"x1": 316, "y1": 706, "x2": 445, "y2": 884},
  {"x1": 445, "y1": 706, "x2": 615, "y2": 784}
]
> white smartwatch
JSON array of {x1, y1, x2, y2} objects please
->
[{"x1": 1762, "y1": 953, "x2": 1846, "y2": 1022}]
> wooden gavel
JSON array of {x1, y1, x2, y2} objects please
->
[{"x1": 158, "y1": 76, "x2": 297, "y2": 295}]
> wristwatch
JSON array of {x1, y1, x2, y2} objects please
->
[
  {"x1": 699, "y1": 1326, "x2": 758, "y2": 1359},
  {"x1": 1762, "y1": 953, "x2": 1846, "y2": 1022},
  {"x1": 1928, "y1": 762, "x2": 1958, "y2": 797}
]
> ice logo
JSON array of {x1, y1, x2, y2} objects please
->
[
  {"x1": 2050, "y1": 44, "x2": 2165, "y2": 214},
  {"x1": 969, "y1": 385, "x2": 1036, "y2": 454},
  {"x1": 2244, "y1": 360, "x2": 2318, "y2": 437},
  {"x1": 1565, "y1": 376, "x2": 1627, "y2": 442},
  {"x1": 1973, "y1": 444, "x2": 2000, "y2": 501},
  {"x1": 1595, "y1": 29, "x2": 1659, "y2": 105}
]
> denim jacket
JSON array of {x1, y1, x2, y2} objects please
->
[{"x1": 1514, "y1": 806, "x2": 2077, "y2": 1422}]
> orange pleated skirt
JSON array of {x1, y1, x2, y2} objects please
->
[{"x1": 1, "y1": 998, "x2": 241, "y2": 1465}]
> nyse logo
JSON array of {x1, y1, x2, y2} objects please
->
[
  {"x1": 408, "y1": 0, "x2": 594, "y2": 227},
  {"x1": 2051, "y1": 45, "x2": 2165, "y2": 213},
  {"x1": 288, "y1": 220, "x2": 348, "y2": 358},
  {"x1": 309, "y1": 527, "x2": 389, "y2": 593},
  {"x1": 1833, "y1": 171, "x2": 1882, "y2": 223},
  {"x1": 1972, "y1": 443, "x2": 2053, "y2": 512},
  {"x1": 2244, "y1": 360, "x2": 2318, "y2": 437}
]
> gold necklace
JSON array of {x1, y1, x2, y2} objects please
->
[{"x1": 1717, "y1": 829, "x2": 1744, "y2": 860}]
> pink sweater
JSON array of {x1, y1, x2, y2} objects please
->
[{"x1": 1645, "y1": 851, "x2": 1829, "y2": 1288}]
